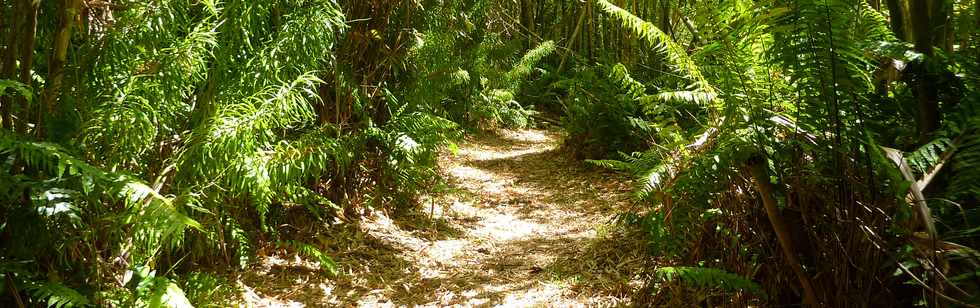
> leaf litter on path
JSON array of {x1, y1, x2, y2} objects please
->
[{"x1": 236, "y1": 129, "x2": 651, "y2": 307}]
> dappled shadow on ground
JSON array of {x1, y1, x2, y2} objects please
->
[
  {"x1": 543, "y1": 226, "x2": 655, "y2": 302},
  {"x1": 239, "y1": 129, "x2": 642, "y2": 307}
]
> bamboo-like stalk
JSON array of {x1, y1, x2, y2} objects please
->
[
  {"x1": 885, "y1": 0, "x2": 907, "y2": 40},
  {"x1": 910, "y1": 0, "x2": 940, "y2": 143},
  {"x1": 0, "y1": 0, "x2": 19, "y2": 130},
  {"x1": 558, "y1": 5, "x2": 586, "y2": 73},
  {"x1": 747, "y1": 155, "x2": 821, "y2": 307},
  {"x1": 15, "y1": 0, "x2": 37, "y2": 135},
  {"x1": 39, "y1": 0, "x2": 82, "y2": 137}
]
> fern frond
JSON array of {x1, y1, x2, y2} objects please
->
[
  {"x1": 858, "y1": 1, "x2": 897, "y2": 43},
  {"x1": 0, "y1": 132, "x2": 200, "y2": 262},
  {"x1": 649, "y1": 91, "x2": 717, "y2": 105},
  {"x1": 657, "y1": 266, "x2": 765, "y2": 296},
  {"x1": 505, "y1": 40, "x2": 556, "y2": 91},
  {"x1": 0, "y1": 79, "x2": 34, "y2": 102},
  {"x1": 25, "y1": 281, "x2": 92, "y2": 308},
  {"x1": 176, "y1": 72, "x2": 324, "y2": 213},
  {"x1": 147, "y1": 279, "x2": 193, "y2": 308},
  {"x1": 906, "y1": 137, "x2": 954, "y2": 174},
  {"x1": 608, "y1": 63, "x2": 647, "y2": 99},
  {"x1": 278, "y1": 240, "x2": 338, "y2": 274},
  {"x1": 586, "y1": 159, "x2": 633, "y2": 172},
  {"x1": 594, "y1": 0, "x2": 715, "y2": 101}
]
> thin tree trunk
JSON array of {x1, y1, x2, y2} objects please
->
[
  {"x1": 910, "y1": 0, "x2": 940, "y2": 143},
  {"x1": 928, "y1": 0, "x2": 952, "y2": 52},
  {"x1": 868, "y1": 0, "x2": 880, "y2": 10},
  {"x1": 0, "y1": 0, "x2": 20, "y2": 130},
  {"x1": 910, "y1": 0, "x2": 931, "y2": 53},
  {"x1": 39, "y1": 0, "x2": 82, "y2": 138},
  {"x1": 748, "y1": 156, "x2": 821, "y2": 307},
  {"x1": 15, "y1": 0, "x2": 37, "y2": 135},
  {"x1": 586, "y1": 2, "x2": 594, "y2": 60},
  {"x1": 679, "y1": 10, "x2": 701, "y2": 46},
  {"x1": 885, "y1": 0, "x2": 907, "y2": 40},
  {"x1": 558, "y1": 6, "x2": 586, "y2": 73}
]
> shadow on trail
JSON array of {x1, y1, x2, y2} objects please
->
[{"x1": 240, "y1": 129, "x2": 639, "y2": 307}]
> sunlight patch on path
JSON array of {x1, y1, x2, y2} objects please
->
[{"x1": 238, "y1": 129, "x2": 638, "y2": 307}]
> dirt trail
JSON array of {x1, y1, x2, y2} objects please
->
[{"x1": 239, "y1": 129, "x2": 641, "y2": 307}]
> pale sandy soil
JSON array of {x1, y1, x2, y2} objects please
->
[{"x1": 236, "y1": 129, "x2": 651, "y2": 307}]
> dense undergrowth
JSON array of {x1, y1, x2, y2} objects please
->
[
  {"x1": 558, "y1": 0, "x2": 980, "y2": 306},
  {"x1": 0, "y1": 0, "x2": 550, "y2": 306},
  {"x1": 1, "y1": 0, "x2": 978, "y2": 306}
]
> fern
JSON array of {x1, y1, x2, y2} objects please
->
[
  {"x1": 505, "y1": 40, "x2": 556, "y2": 91},
  {"x1": 0, "y1": 79, "x2": 34, "y2": 101},
  {"x1": 180, "y1": 272, "x2": 239, "y2": 308},
  {"x1": 906, "y1": 137, "x2": 954, "y2": 174},
  {"x1": 279, "y1": 240, "x2": 338, "y2": 274},
  {"x1": 948, "y1": 121, "x2": 980, "y2": 199},
  {"x1": 25, "y1": 281, "x2": 92, "y2": 308},
  {"x1": 228, "y1": 219, "x2": 252, "y2": 269},
  {"x1": 657, "y1": 266, "x2": 765, "y2": 297},
  {"x1": 651, "y1": 91, "x2": 717, "y2": 106},
  {"x1": 0, "y1": 132, "x2": 201, "y2": 262},
  {"x1": 146, "y1": 279, "x2": 193, "y2": 308},
  {"x1": 608, "y1": 63, "x2": 647, "y2": 99},
  {"x1": 594, "y1": 0, "x2": 715, "y2": 101}
]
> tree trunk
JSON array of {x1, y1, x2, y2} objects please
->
[
  {"x1": 0, "y1": 0, "x2": 20, "y2": 130},
  {"x1": 928, "y1": 0, "x2": 952, "y2": 52},
  {"x1": 868, "y1": 0, "x2": 880, "y2": 10},
  {"x1": 15, "y1": 0, "x2": 37, "y2": 135},
  {"x1": 39, "y1": 0, "x2": 82, "y2": 138},
  {"x1": 747, "y1": 156, "x2": 821, "y2": 307},
  {"x1": 910, "y1": 0, "x2": 940, "y2": 143},
  {"x1": 885, "y1": 0, "x2": 907, "y2": 41},
  {"x1": 558, "y1": 6, "x2": 586, "y2": 73}
]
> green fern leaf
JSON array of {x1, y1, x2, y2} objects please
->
[
  {"x1": 25, "y1": 281, "x2": 92, "y2": 308},
  {"x1": 279, "y1": 240, "x2": 338, "y2": 275},
  {"x1": 657, "y1": 266, "x2": 765, "y2": 297},
  {"x1": 594, "y1": 0, "x2": 715, "y2": 101}
]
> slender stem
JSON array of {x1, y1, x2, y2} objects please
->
[{"x1": 748, "y1": 156, "x2": 821, "y2": 307}]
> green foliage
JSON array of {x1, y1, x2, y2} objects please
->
[
  {"x1": 2, "y1": 0, "x2": 977, "y2": 305},
  {"x1": 572, "y1": 0, "x2": 979, "y2": 305},
  {"x1": 179, "y1": 272, "x2": 240, "y2": 308},
  {"x1": 557, "y1": 65, "x2": 649, "y2": 158},
  {"x1": 594, "y1": 0, "x2": 714, "y2": 100},
  {"x1": 128, "y1": 266, "x2": 193, "y2": 308},
  {"x1": 278, "y1": 241, "x2": 338, "y2": 274},
  {"x1": 656, "y1": 266, "x2": 765, "y2": 296},
  {"x1": 25, "y1": 281, "x2": 93, "y2": 308},
  {"x1": 946, "y1": 114, "x2": 980, "y2": 201},
  {"x1": 0, "y1": 79, "x2": 33, "y2": 102},
  {"x1": 402, "y1": 16, "x2": 554, "y2": 129},
  {"x1": 906, "y1": 137, "x2": 954, "y2": 174},
  {"x1": 505, "y1": 41, "x2": 556, "y2": 92},
  {"x1": 0, "y1": 0, "x2": 470, "y2": 305}
]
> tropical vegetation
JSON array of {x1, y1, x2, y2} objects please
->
[{"x1": 1, "y1": 0, "x2": 977, "y2": 306}]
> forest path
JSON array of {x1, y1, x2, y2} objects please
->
[{"x1": 240, "y1": 129, "x2": 641, "y2": 307}]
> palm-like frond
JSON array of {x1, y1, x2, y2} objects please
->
[
  {"x1": 24, "y1": 281, "x2": 92, "y2": 308},
  {"x1": 505, "y1": 40, "x2": 556, "y2": 91},
  {"x1": 278, "y1": 240, "x2": 338, "y2": 274},
  {"x1": 0, "y1": 131, "x2": 200, "y2": 263},
  {"x1": 657, "y1": 266, "x2": 766, "y2": 296},
  {"x1": 594, "y1": 0, "x2": 715, "y2": 101}
]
